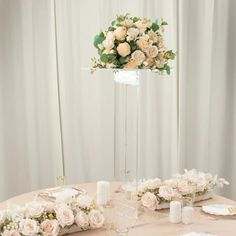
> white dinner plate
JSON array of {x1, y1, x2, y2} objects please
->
[{"x1": 202, "y1": 204, "x2": 236, "y2": 216}]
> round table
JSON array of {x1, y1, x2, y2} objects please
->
[{"x1": 1, "y1": 182, "x2": 236, "y2": 236}]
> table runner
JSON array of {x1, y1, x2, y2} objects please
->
[{"x1": 0, "y1": 183, "x2": 235, "y2": 236}]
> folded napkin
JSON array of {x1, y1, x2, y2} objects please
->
[{"x1": 181, "y1": 232, "x2": 217, "y2": 236}]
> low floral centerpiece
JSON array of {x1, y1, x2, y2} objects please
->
[
  {"x1": 137, "y1": 169, "x2": 229, "y2": 210},
  {"x1": 0, "y1": 193, "x2": 104, "y2": 236},
  {"x1": 92, "y1": 14, "x2": 176, "y2": 74}
]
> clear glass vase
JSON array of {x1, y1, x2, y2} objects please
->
[{"x1": 113, "y1": 70, "x2": 140, "y2": 197}]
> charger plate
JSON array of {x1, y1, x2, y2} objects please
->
[{"x1": 202, "y1": 204, "x2": 236, "y2": 216}]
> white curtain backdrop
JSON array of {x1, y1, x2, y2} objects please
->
[
  {"x1": 179, "y1": 0, "x2": 236, "y2": 199},
  {"x1": 55, "y1": 0, "x2": 178, "y2": 184},
  {"x1": 0, "y1": 0, "x2": 235, "y2": 202},
  {"x1": 0, "y1": 0, "x2": 64, "y2": 201}
]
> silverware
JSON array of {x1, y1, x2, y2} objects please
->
[{"x1": 228, "y1": 206, "x2": 236, "y2": 215}]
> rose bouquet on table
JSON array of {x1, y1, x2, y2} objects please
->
[
  {"x1": 137, "y1": 169, "x2": 229, "y2": 210},
  {"x1": 92, "y1": 14, "x2": 176, "y2": 74},
  {"x1": 0, "y1": 194, "x2": 104, "y2": 236}
]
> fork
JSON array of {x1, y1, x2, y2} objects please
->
[{"x1": 228, "y1": 206, "x2": 236, "y2": 215}]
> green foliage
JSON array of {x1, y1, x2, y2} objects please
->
[
  {"x1": 132, "y1": 16, "x2": 140, "y2": 23},
  {"x1": 151, "y1": 22, "x2": 159, "y2": 32},
  {"x1": 93, "y1": 32, "x2": 105, "y2": 49},
  {"x1": 108, "y1": 26, "x2": 116, "y2": 31},
  {"x1": 164, "y1": 64, "x2": 171, "y2": 75},
  {"x1": 161, "y1": 21, "x2": 168, "y2": 26},
  {"x1": 130, "y1": 40, "x2": 137, "y2": 51},
  {"x1": 118, "y1": 56, "x2": 130, "y2": 64},
  {"x1": 165, "y1": 50, "x2": 176, "y2": 60}
]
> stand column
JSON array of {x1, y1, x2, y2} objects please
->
[{"x1": 114, "y1": 70, "x2": 140, "y2": 192}]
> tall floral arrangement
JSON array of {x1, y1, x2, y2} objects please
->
[{"x1": 92, "y1": 14, "x2": 176, "y2": 74}]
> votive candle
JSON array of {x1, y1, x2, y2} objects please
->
[
  {"x1": 97, "y1": 181, "x2": 110, "y2": 205},
  {"x1": 169, "y1": 201, "x2": 182, "y2": 223}
]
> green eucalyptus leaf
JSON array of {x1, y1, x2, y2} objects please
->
[
  {"x1": 100, "y1": 54, "x2": 109, "y2": 62},
  {"x1": 151, "y1": 23, "x2": 159, "y2": 32},
  {"x1": 130, "y1": 40, "x2": 137, "y2": 51},
  {"x1": 93, "y1": 32, "x2": 105, "y2": 49},
  {"x1": 161, "y1": 21, "x2": 168, "y2": 26}
]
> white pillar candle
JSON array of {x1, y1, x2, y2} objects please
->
[
  {"x1": 97, "y1": 181, "x2": 110, "y2": 205},
  {"x1": 182, "y1": 206, "x2": 194, "y2": 224},
  {"x1": 169, "y1": 201, "x2": 182, "y2": 223}
]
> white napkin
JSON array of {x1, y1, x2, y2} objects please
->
[{"x1": 181, "y1": 232, "x2": 217, "y2": 236}]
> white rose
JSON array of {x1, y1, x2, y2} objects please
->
[
  {"x1": 146, "y1": 46, "x2": 158, "y2": 58},
  {"x1": 88, "y1": 210, "x2": 104, "y2": 229},
  {"x1": 55, "y1": 204, "x2": 74, "y2": 228},
  {"x1": 114, "y1": 27, "x2": 127, "y2": 41},
  {"x1": 158, "y1": 186, "x2": 181, "y2": 201},
  {"x1": 43, "y1": 202, "x2": 56, "y2": 213},
  {"x1": 117, "y1": 42, "x2": 131, "y2": 57},
  {"x1": 19, "y1": 219, "x2": 39, "y2": 236},
  {"x1": 126, "y1": 28, "x2": 139, "y2": 41},
  {"x1": 106, "y1": 31, "x2": 115, "y2": 40},
  {"x1": 147, "y1": 178, "x2": 162, "y2": 190},
  {"x1": 123, "y1": 19, "x2": 133, "y2": 28},
  {"x1": 77, "y1": 195, "x2": 92, "y2": 209},
  {"x1": 131, "y1": 50, "x2": 146, "y2": 66},
  {"x1": 102, "y1": 39, "x2": 114, "y2": 50},
  {"x1": 163, "y1": 179, "x2": 179, "y2": 188},
  {"x1": 25, "y1": 201, "x2": 44, "y2": 218},
  {"x1": 135, "y1": 20, "x2": 146, "y2": 34},
  {"x1": 156, "y1": 60, "x2": 165, "y2": 69},
  {"x1": 177, "y1": 180, "x2": 195, "y2": 195},
  {"x1": 75, "y1": 211, "x2": 89, "y2": 229},
  {"x1": 141, "y1": 192, "x2": 157, "y2": 210},
  {"x1": 0, "y1": 210, "x2": 6, "y2": 224},
  {"x1": 2, "y1": 230, "x2": 21, "y2": 236},
  {"x1": 40, "y1": 220, "x2": 59, "y2": 236},
  {"x1": 196, "y1": 178, "x2": 207, "y2": 192}
]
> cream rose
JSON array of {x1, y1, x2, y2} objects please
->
[
  {"x1": 131, "y1": 50, "x2": 145, "y2": 65},
  {"x1": 126, "y1": 28, "x2": 139, "y2": 41},
  {"x1": 55, "y1": 204, "x2": 74, "y2": 228},
  {"x1": 124, "y1": 60, "x2": 138, "y2": 69},
  {"x1": 143, "y1": 57, "x2": 155, "y2": 67},
  {"x1": 114, "y1": 27, "x2": 127, "y2": 41},
  {"x1": 141, "y1": 192, "x2": 157, "y2": 210},
  {"x1": 146, "y1": 46, "x2": 158, "y2": 58},
  {"x1": 156, "y1": 60, "x2": 165, "y2": 69},
  {"x1": 177, "y1": 180, "x2": 195, "y2": 195},
  {"x1": 117, "y1": 42, "x2": 131, "y2": 57},
  {"x1": 75, "y1": 211, "x2": 89, "y2": 229},
  {"x1": 0, "y1": 210, "x2": 6, "y2": 224},
  {"x1": 2, "y1": 230, "x2": 21, "y2": 236},
  {"x1": 88, "y1": 210, "x2": 104, "y2": 229},
  {"x1": 43, "y1": 202, "x2": 56, "y2": 213},
  {"x1": 163, "y1": 179, "x2": 179, "y2": 188},
  {"x1": 135, "y1": 20, "x2": 147, "y2": 34},
  {"x1": 77, "y1": 195, "x2": 92, "y2": 209},
  {"x1": 25, "y1": 201, "x2": 44, "y2": 218},
  {"x1": 136, "y1": 39, "x2": 149, "y2": 52},
  {"x1": 148, "y1": 30, "x2": 158, "y2": 43},
  {"x1": 158, "y1": 186, "x2": 180, "y2": 201},
  {"x1": 147, "y1": 178, "x2": 162, "y2": 190},
  {"x1": 123, "y1": 19, "x2": 133, "y2": 28},
  {"x1": 19, "y1": 219, "x2": 39, "y2": 236},
  {"x1": 40, "y1": 220, "x2": 59, "y2": 236}
]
